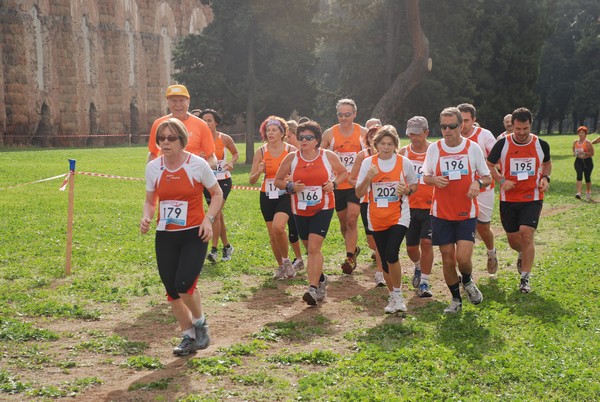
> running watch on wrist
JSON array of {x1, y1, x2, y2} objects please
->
[{"x1": 207, "y1": 215, "x2": 215, "y2": 223}]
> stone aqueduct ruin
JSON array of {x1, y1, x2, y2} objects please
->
[{"x1": 0, "y1": 0, "x2": 212, "y2": 146}]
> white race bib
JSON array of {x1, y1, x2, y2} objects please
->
[
  {"x1": 337, "y1": 152, "x2": 357, "y2": 172},
  {"x1": 214, "y1": 159, "x2": 228, "y2": 180},
  {"x1": 297, "y1": 186, "x2": 323, "y2": 207},
  {"x1": 440, "y1": 155, "x2": 468, "y2": 180},
  {"x1": 265, "y1": 178, "x2": 283, "y2": 199},
  {"x1": 158, "y1": 200, "x2": 188, "y2": 229},
  {"x1": 510, "y1": 157, "x2": 536, "y2": 181},
  {"x1": 372, "y1": 181, "x2": 399, "y2": 206},
  {"x1": 412, "y1": 160, "x2": 425, "y2": 184}
]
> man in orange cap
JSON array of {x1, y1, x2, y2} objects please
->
[{"x1": 147, "y1": 84, "x2": 216, "y2": 167}]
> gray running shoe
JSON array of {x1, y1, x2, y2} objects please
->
[
  {"x1": 417, "y1": 282, "x2": 432, "y2": 298},
  {"x1": 303, "y1": 286, "x2": 318, "y2": 306},
  {"x1": 384, "y1": 292, "x2": 407, "y2": 313},
  {"x1": 520, "y1": 277, "x2": 532, "y2": 293},
  {"x1": 316, "y1": 275, "x2": 328, "y2": 301},
  {"x1": 222, "y1": 244, "x2": 234, "y2": 261},
  {"x1": 586, "y1": 193, "x2": 592, "y2": 202},
  {"x1": 411, "y1": 268, "x2": 421, "y2": 288},
  {"x1": 283, "y1": 259, "x2": 296, "y2": 279},
  {"x1": 207, "y1": 248, "x2": 218, "y2": 264},
  {"x1": 292, "y1": 258, "x2": 304, "y2": 272},
  {"x1": 173, "y1": 335, "x2": 197, "y2": 356},
  {"x1": 443, "y1": 298, "x2": 462, "y2": 314},
  {"x1": 487, "y1": 254, "x2": 498, "y2": 275},
  {"x1": 374, "y1": 271, "x2": 385, "y2": 287},
  {"x1": 193, "y1": 320, "x2": 210, "y2": 350},
  {"x1": 462, "y1": 280, "x2": 483, "y2": 305},
  {"x1": 273, "y1": 265, "x2": 286, "y2": 280}
]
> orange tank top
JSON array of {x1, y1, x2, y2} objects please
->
[
  {"x1": 214, "y1": 133, "x2": 231, "y2": 180},
  {"x1": 290, "y1": 149, "x2": 335, "y2": 216},
  {"x1": 405, "y1": 144, "x2": 433, "y2": 210},
  {"x1": 431, "y1": 140, "x2": 478, "y2": 220},
  {"x1": 498, "y1": 135, "x2": 545, "y2": 202},
  {"x1": 154, "y1": 155, "x2": 206, "y2": 230},
  {"x1": 331, "y1": 123, "x2": 363, "y2": 189},
  {"x1": 367, "y1": 155, "x2": 409, "y2": 231},
  {"x1": 260, "y1": 143, "x2": 291, "y2": 195}
]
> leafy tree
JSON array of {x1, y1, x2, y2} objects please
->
[{"x1": 173, "y1": 0, "x2": 321, "y2": 163}]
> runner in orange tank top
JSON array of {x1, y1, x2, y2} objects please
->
[
  {"x1": 356, "y1": 126, "x2": 418, "y2": 314},
  {"x1": 140, "y1": 118, "x2": 223, "y2": 356},
  {"x1": 423, "y1": 107, "x2": 491, "y2": 314},
  {"x1": 571, "y1": 125, "x2": 594, "y2": 200},
  {"x1": 275, "y1": 121, "x2": 348, "y2": 306},
  {"x1": 458, "y1": 103, "x2": 499, "y2": 275},
  {"x1": 321, "y1": 98, "x2": 368, "y2": 275},
  {"x1": 249, "y1": 116, "x2": 298, "y2": 280},
  {"x1": 399, "y1": 116, "x2": 435, "y2": 298},
  {"x1": 199, "y1": 109, "x2": 239, "y2": 264},
  {"x1": 487, "y1": 107, "x2": 552, "y2": 294},
  {"x1": 349, "y1": 119, "x2": 385, "y2": 287}
]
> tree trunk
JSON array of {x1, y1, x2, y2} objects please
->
[
  {"x1": 385, "y1": 1, "x2": 401, "y2": 87},
  {"x1": 245, "y1": 36, "x2": 256, "y2": 165},
  {"x1": 372, "y1": 0, "x2": 430, "y2": 121}
]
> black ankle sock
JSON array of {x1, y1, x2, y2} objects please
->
[
  {"x1": 319, "y1": 273, "x2": 325, "y2": 282},
  {"x1": 461, "y1": 273, "x2": 472, "y2": 285},
  {"x1": 346, "y1": 252, "x2": 353, "y2": 258},
  {"x1": 448, "y1": 282, "x2": 461, "y2": 300}
]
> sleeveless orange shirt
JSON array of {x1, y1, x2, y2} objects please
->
[{"x1": 330, "y1": 123, "x2": 364, "y2": 189}]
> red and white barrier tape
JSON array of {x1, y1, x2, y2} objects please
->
[
  {"x1": 2, "y1": 171, "x2": 262, "y2": 192},
  {"x1": 0, "y1": 173, "x2": 68, "y2": 191}
]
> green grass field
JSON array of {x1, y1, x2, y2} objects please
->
[{"x1": 0, "y1": 136, "x2": 599, "y2": 400}]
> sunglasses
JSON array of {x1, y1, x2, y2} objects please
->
[
  {"x1": 440, "y1": 123, "x2": 460, "y2": 130},
  {"x1": 157, "y1": 135, "x2": 179, "y2": 142},
  {"x1": 298, "y1": 135, "x2": 316, "y2": 141},
  {"x1": 336, "y1": 112, "x2": 353, "y2": 118}
]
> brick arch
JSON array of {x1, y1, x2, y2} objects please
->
[
  {"x1": 154, "y1": 1, "x2": 176, "y2": 37},
  {"x1": 189, "y1": 7, "x2": 208, "y2": 34}
]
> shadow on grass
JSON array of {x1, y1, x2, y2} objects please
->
[{"x1": 478, "y1": 281, "x2": 571, "y2": 324}]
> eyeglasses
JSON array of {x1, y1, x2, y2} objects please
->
[
  {"x1": 157, "y1": 135, "x2": 179, "y2": 142},
  {"x1": 440, "y1": 123, "x2": 460, "y2": 130},
  {"x1": 298, "y1": 135, "x2": 316, "y2": 141},
  {"x1": 336, "y1": 112, "x2": 353, "y2": 118}
]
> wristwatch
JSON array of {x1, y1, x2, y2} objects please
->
[
  {"x1": 541, "y1": 175, "x2": 551, "y2": 183},
  {"x1": 476, "y1": 179, "x2": 484, "y2": 188},
  {"x1": 207, "y1": 215, "x2": 215, "y2": 224}
]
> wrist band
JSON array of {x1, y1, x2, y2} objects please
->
[
  {"x1": 499, "y1": 178, "x2": 506, "y2": 184},
  {"x1": 285, "y1": 182, "x2": 295, "y2": 194}
]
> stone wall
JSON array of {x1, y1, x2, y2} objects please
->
[{"x1": 0, "y1": 0, "x2": 212, "y2": 146}]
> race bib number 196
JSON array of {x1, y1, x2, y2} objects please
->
[{"x1": 440, "y1": 155, "x2": 468, "y2": 180}]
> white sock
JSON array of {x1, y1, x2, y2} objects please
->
[
  {"x1": 421, "y1": 274, "x2": 430, "y2": 284},
  {"x1": 183, "y1": 328, "x2": 196, "y2": 339},
  {"x1": 192, "y1": 314, "x2": 205, "y2": 326},
  {"x1": 487, "y1": 248, "x2": 496, "y2": 256},
  {"x1": 282, "y1": 257, "x2": 291, "y2": 264},
  {"x1": 521, "y1": 271, "x2": 530, "y2": 279},
  {"x1": 414, "y1": 262, "x2": 421, "y2": 270}
]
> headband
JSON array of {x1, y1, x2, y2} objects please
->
[{"x1": 265, "y1": 119, "x2": 284, "y2": 129}]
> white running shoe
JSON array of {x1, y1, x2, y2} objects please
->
[
  {"x1": 273, "y1": 265, "x2": 286, "y2": 280},
  {"x1": 462, "y1": 280, "x2": 483, "y2": 304},
  {"x1": 316, "y1": 275, "x2": 328, "y2": 301},
  {"x1": 384, "y1": 292, "x2": 407, "y2": 314},
  {"x1": 292, "y1": 258, "x2": 304, "y2": 272},
  {"x1": 374, "y1": 271, "x2": 385, "y2": 287},
  {"x1": 282, "y1": 259, "x2": 296, "y2": 279},
  {"x1": 443, "y1": 298, "x2": 462, "y2": 314}
]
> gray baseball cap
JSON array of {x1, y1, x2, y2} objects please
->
[{"x1": 406, "y1": 116, "x2": 428, "y2": 135}]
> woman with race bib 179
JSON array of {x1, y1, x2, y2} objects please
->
[{"x1": 140, "y1": 118, "x2": 223, "y2": 356}]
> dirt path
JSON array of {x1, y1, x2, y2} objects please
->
[{"x1": 11, "y1": 203, "x2": 577, "y2": 401}]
